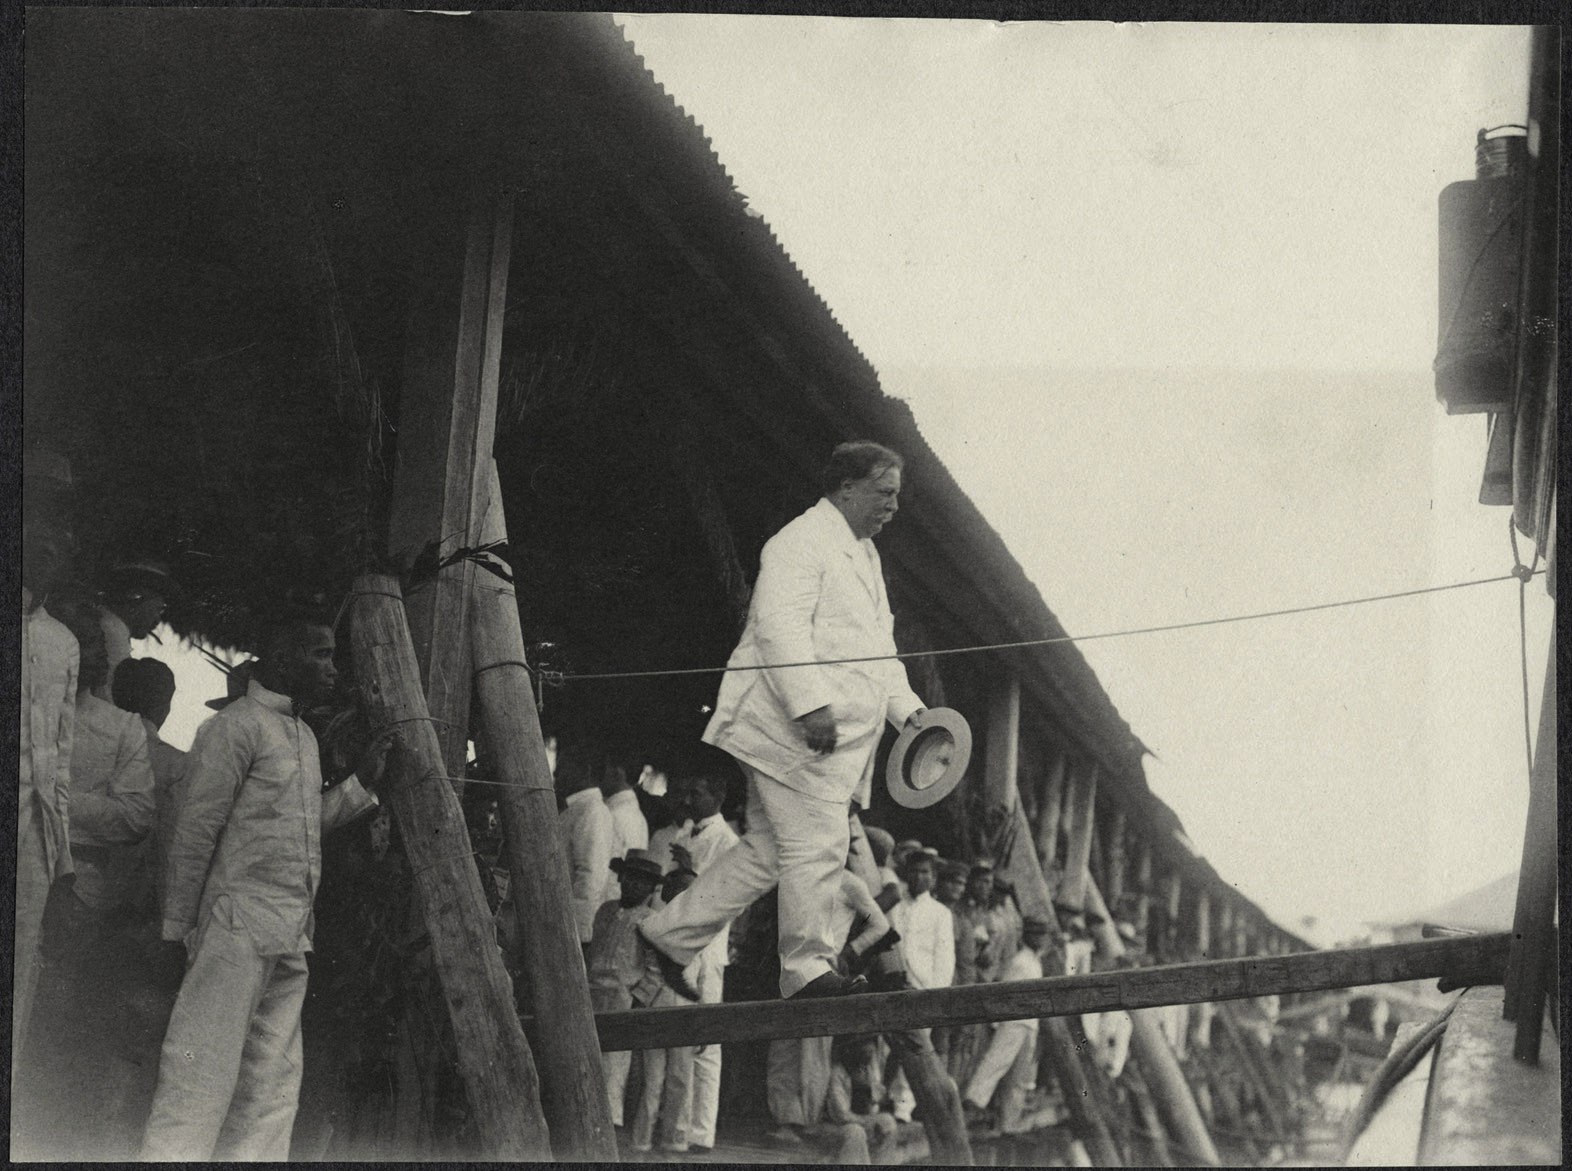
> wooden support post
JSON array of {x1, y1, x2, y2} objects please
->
[
  {"x1": 1002, "y1": 801, "x2": 1057, "y2": 929},
  {"x1": 1126, "y1": 1067, "x2": 1174, "y2": 1166},
  {"x1": 1194, "y1": 890, "x2": 1211, "y2": 959},
  {"x1": 1505, "y1": 625, "x2": 1557, "y2": 1064},
  {"x1": 469, "y1": 463, "x2": 616, "y2": 1159},
  {"x1": 1087, "y1": 879, "x2": 1221, "y2": 1167},
  {"x1": 1058, "y1": 761, "x2": 1097, "y2": 915},
  {"x1": 983, "y1": 679, "x2": 1057, "y2": 928},
  {"x1": 1216, "y1": 902, "x2": 1235, "y2": 959},
  {"x1": 387, "y1": 184, "x2": 514, "y2": 782},
  {"x1": 984, "y1": 676, "x2": 1021, "y2": 808},
  {"x1": 1134, "y1": 843, "x2": 1153, "y2": 941},
  {"x1": 350, "y1": 576, "x2": 550, "y2": 1158},
  {"x1": 1163, "y1": 871, "x2": 1183, "y2": 961},
  {"x1": 972, "y1": 767, "x2": 1116, "y2": 1166},
  {"x1": 1042, "y1": 1016, "x2": 1123, "y2": 1165},
  {"x1": 1036, "y1": 751, "x2": 1067, "y2": 875},
  {"x1": 1104, "y1": 806, "x2": 1128, "y2": 913},
  {"x1": 847, "y1": 813, "x2": 972, "y2": 1165},
  {"x1": 1214, "y1": 1002, "x2": 1292, "y2": 1148}
]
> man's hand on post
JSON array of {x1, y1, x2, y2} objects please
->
[
  {"x1": 798, "y1": 705, "x2": 837, "y2": 755},
  {"x1": 354, "y1": 729, "x2": 393, "y2": 791}
]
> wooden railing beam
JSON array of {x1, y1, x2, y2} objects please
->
[{"x1": 580, "y1": 933, "x2": 1511, "y2": 1052}]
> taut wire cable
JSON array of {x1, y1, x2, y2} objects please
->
[{"x1": 559, "y1": 570, "x2": 1545, "y2": 683}]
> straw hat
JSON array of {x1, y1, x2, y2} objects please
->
[
  {"x1": 609, "y1": 848, "x2": 663, "y2": 884},
  {"x1": 884, "y1": 707, "x2": 971, "y2": 809}
]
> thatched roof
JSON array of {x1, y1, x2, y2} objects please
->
[{"x1": 27, "y1": 9, "x2": 1169, "y2": 842}]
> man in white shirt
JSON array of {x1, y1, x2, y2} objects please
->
[
  {"x1": 638, "y1": 765, "x2": 739, "y2": 1153},
  {"x1": 557, "y1": 743, "x2": 617, "y2": 947},
  {"x1": 639, "y1": 442, "x2": 928, "y2": 1002},
  {"x1": 600, "y1": 756, "x2": 649, "y2": 905},
  {"x1": 886, "y1": 848, "x2": 954, "y2": 1122},
  {"x1": 16, "y1": 449, "x2": 80, "y2": 1107},
  {"x1": 141, "y1": 618, "x2": 382, "y2": 1161},
  {"x1": 112, "y1": 657, "x2": 187, "y2": 916},
  {"x1": 965, "y1": 917, "x2": 1053, "y2": 1134}
]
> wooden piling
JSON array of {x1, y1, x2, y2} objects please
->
[
  {"x1": 847, "y1": 813, "x2": 973, "y2": 1165},
  {"x1": 1036, "y1": 752, "x2": 1067, "y2": 875},
  {"x1": 1087, "y1": 879, "x2": 1220, "y2": 1166},
  {"x1": 387, "y1": 185, "x2": 514, "y2": 782},
  {"x1": 469, "y1": 462, "x2": 617, "y2": 1159},
  {"x1": 1044, "y1": 1016, "x2": 1124, "y2": 1166},
  {"x1": 1057, "y1": 761, "x2": 1097, "y2": 914},
  {"x1": 350, "y1": 575, "x2": 551, "y2": 1158}
]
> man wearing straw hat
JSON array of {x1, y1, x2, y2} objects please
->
[
  {"x1": 638, "y1": 441, "x2": 929, "y2": 1002},
  {"x1": 94, "y1": 558, "x2": 180, "y2": 700}
]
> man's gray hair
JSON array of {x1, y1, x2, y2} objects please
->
[{"x1": 819, "y1": 441, "x2": 904, "y2": 496}]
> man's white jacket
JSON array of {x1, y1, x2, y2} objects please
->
[{"x1": 702, "y1": 497, "x2": 922, "y2": 808}]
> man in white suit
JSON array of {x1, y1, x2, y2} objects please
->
[{"x1": 638, "y1": 441, "x2": 927, "y2": 1001}]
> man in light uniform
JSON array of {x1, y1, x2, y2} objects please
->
[
  {"x1": 140, "y1": 618, "x2": 381, "y2": 1161},
  {"x1": 16, "y1": 448, "x2": 80, "y2": 1105},
  {"x1": 639, "y1": 441, "x2": 928, "y2": 1001},
  {"x1": 964, "y1": 917, "x2": 1054, "y2": 1133},
  {"x1": 886, "y1": 848, "x2": 954, "y2": 1122},
  {"x1": 557, "y1": 741, "x2": 617, "y2": 947}
]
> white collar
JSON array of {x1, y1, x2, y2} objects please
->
[
  {"x1": 812, "y1": 496, "x2": 868, "y2": 551},
  {"x1": 565, "y1": 788, "x2": 601, "y2": 809}
]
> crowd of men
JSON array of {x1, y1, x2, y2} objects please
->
[
  {"x1": 16, "y1": 447, "x2": 384, "y2": 1161},
  {"x1": 17, "y1": 437, "x2": 1142, "y2": 1162}
]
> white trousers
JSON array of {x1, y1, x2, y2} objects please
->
[
  {"x1": 688, "y1": 953, "x2": 725, "y2": 1147},
  {"x1": 630, "y1": 1035, "x2": 694, "y2": 1151},
  {"x1": 640, "y1": 766, "x2": 848, "y2": 998},
  {"x1": 592, "y1": 986, "x2": 634, "y2": 1126},
  {"x1": 140, "y1": 906, "x2": 308, "y2": 1161},
  {"x1": 965, "y1": 1020, "x2": 1038, "y2": 1131}
]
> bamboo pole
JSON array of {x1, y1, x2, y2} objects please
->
[
  {"x1": 349, "y1": 575, "x2": 550, "y2": 1158},
  {"x1": 468, "y1": 462, "x2": 616, "y2": 1159},
  {"x1": 1087, "y1": 879, "x2": 1221, "y2": 1167},
  {"x1": 846, "y1": 813, "x2": 973, "y2": 1165}
]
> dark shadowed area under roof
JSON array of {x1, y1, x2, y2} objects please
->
[{"x1": 26, "y1": 7, "x2": 1159, "y2": 814}]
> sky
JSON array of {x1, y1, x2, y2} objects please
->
[{"x1": 143, "y1": 17, "x2": 1549, "y2": 944}]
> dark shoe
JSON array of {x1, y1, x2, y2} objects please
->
[
  {"x1": 790, "y1": 971, "x2": 869, "y2": 999},
  {"x1": 635, "y1": 926, "x2": 700, "y2": 1002}
]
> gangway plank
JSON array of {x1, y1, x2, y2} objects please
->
[{"x1": 576, "y1": 933, "x2": 1509, "y2": 1053}]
